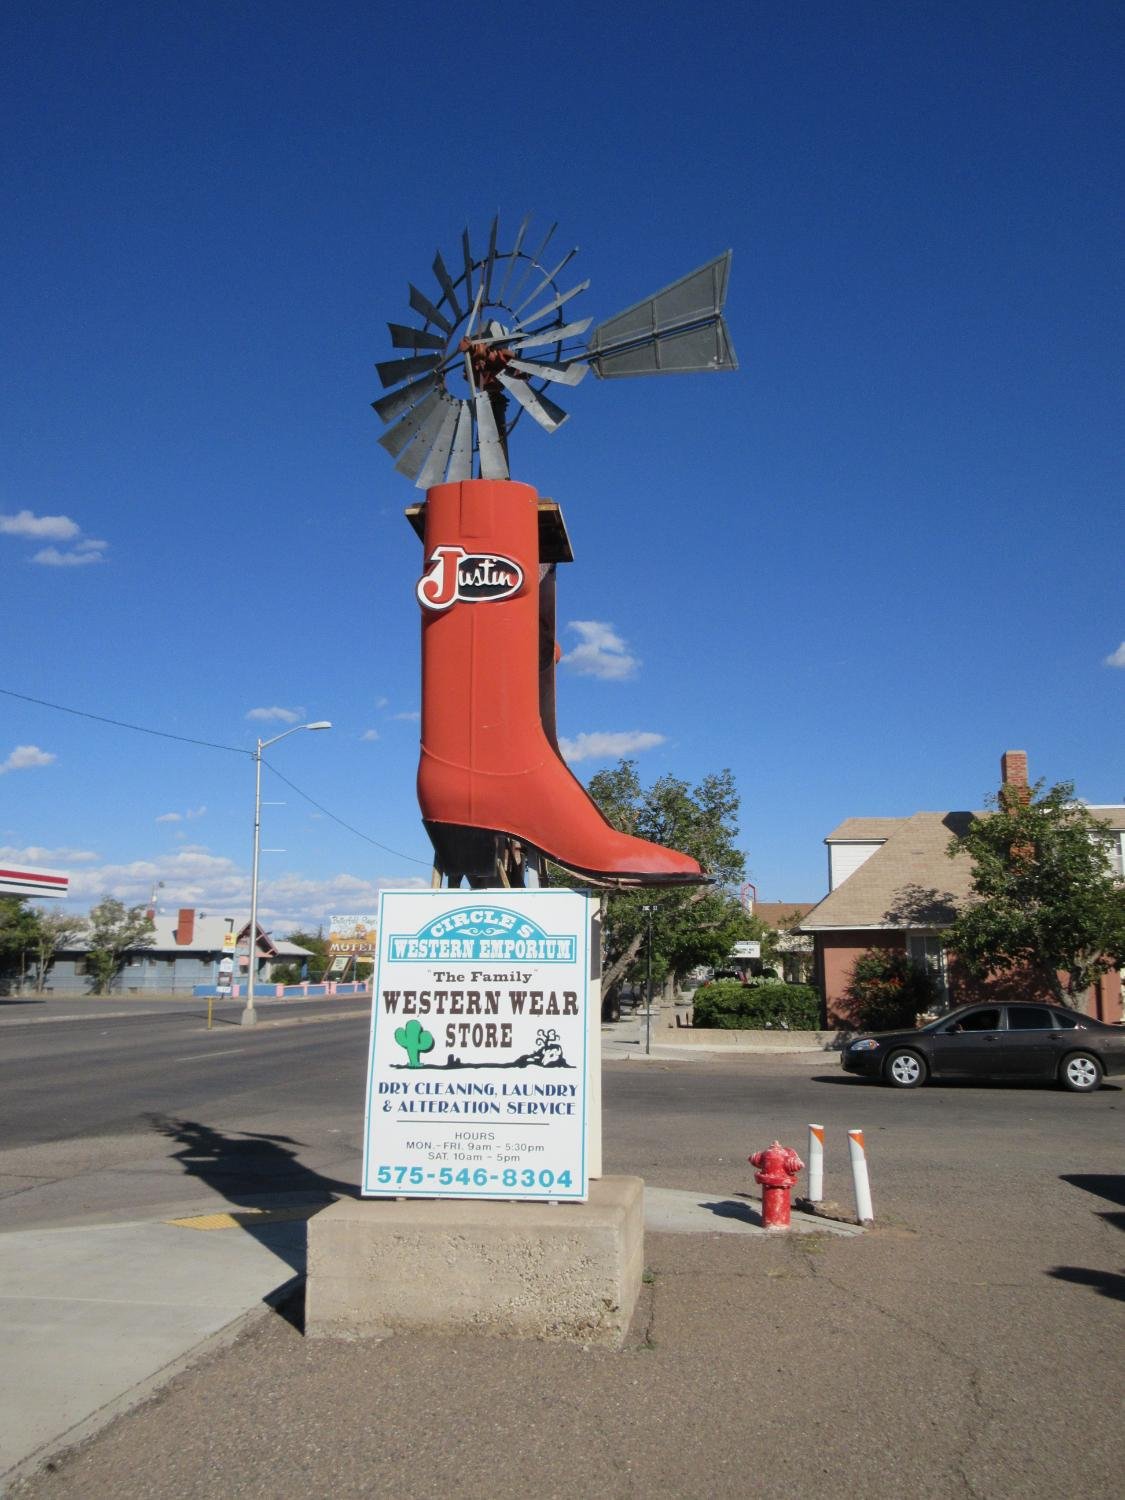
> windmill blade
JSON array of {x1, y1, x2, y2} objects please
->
[
  {"x1": 446, "y1": 400, "x2": 474, "y2": 481},
  {"x1": 473, "y1": 392, "x2": 509, "y2": 478},
  {"x1": 481, "y1": 214, "x2": 500, "y2": 304},
  {"x1": 589, "y1": 315, "x2": 737, "y2": 378},
  {"x1": 372, "y1": 371, "x2": 439, "y2": 424},
  {"x1": 415, "y1": 397, "x2": 463, "y2": 488},
  {"x1": 497, "y1": 372, "x2": 569, "y2": 433},
  {"x1": 395, "y1": 395, "x2": 454, "y2": 482},
  {"x1": 588, "y1": 252, "x2": 732, "y2": 360},
  {"x1": 408, "y1": 283, "x2": 454, "y2": 335},
  {"x1": 506, "y1": 317, "x2": 592, "y2": 352},
  {"x1": 432, "y1": 249, "x2": 462, "y2": 321},
  {"x1": 388, "y1": 322, "x2": 447, "y2": 352},
  {"x1": 507, "y1": 356, "x2": 589, "y2": 387},
  {"x1": 377, "y1": 389, "x2": 441, "y2": 457},
  {"x1": 495, "y1": 212, "x2": 531, "y2": 304},
  {"x1": 463, "y1": 280, "x2": 485, "y2": 342},
  {"x1": 512, "y1": 247, "x2": 579, "y2": 318},
  {"x1": 510, "y1": 279, "x2": 590, "y2": 333},
  {"x1": 506, "y1": 220, "x2": 556, "y2": 305},
  {"x1": 375, "y1": 352, "x2": 442, "y2": 389},
  {"x1": 461, "y1": 227, "x2": 474, "y2": 307}
]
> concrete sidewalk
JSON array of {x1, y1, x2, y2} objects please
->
[{"x1": 0, "y1": 1181, "x2": 857, "y2": 1493}]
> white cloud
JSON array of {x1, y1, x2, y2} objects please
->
[
  {"x1": 0, "y1": 509, "x2": 80, "y2": 540},
  {"x1": 361, "y1": 729, "x2": 380, "y2": 741},
  {"x1": 1104, "y1": 642, "x2": 1125, "y2": 668},
  {"x1": 0, "y1": 744, "x2": 56, "y2": 775},
  {"x1": 393, "y1": 711, "x2": 420, "y2": 722},
  {"x1": 157, "y1": 804, "x2": 204, "y2": 824},
  {"x1": 61, "y1": 847, "x2": 425, "y2": 929},
  {"x1": 0, "y1": 844, "x2": 98, "y2": 864},
  {"x1": 562, "y1": 620, "x2": 639, "y2": 680},
  {"x1": 246, "y1": 706, "x2": 303, "y2": 723},
  {"x1": 375, "y1": 697, "x2": 389, "y2": 710},
  {"x1": 557, "y1": 730, "x2": 667, "y2": 763},
  {"x1": 31, "y1": 539, "x2": 108, "y2": 567}
]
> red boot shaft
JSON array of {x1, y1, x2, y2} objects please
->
[{"x1": 416, "y1": 479, "x2": 704, "y2": 884}]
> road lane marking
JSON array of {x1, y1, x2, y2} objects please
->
[{"x1": 172, "y1": 1047, "x2": 247, "y2": 1062}]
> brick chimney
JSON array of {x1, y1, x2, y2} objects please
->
[
  {"x1": 173, "y1": 908, "x2": 196, "y2": 946},
  {"x1": 1000, "y1": 750, "x2": 1030, "y2": 807}
]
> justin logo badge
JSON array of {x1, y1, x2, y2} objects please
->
[{"x1": 417, "y1": 546, "x2": 524, "y2": 611}]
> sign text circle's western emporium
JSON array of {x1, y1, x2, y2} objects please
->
[{"x1": 363, "y1": 889, "x2": 595, "y2": 1201}]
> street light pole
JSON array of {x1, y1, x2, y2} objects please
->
[{"x1": 241, "y1": 720, "x2": 332, "y2": 1028}]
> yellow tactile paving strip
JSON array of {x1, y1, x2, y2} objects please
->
[{"x1": 165, "y1": 1205, "x2": 324, "y2": 1231}]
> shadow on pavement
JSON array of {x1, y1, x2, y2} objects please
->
[
  {"x1": 1059, "y1": 1173, "x2": 1125, "y2": 1233},
  {"x1": 698, "y1": 1199, "x2": 763, "y2": 1227},
  {"x1": 144, "y1": 1115, "x2": 358, "y2": 1322},
  {"x1": 1046, "y1": 1266, "x2": 1125, "y2": 1302}
]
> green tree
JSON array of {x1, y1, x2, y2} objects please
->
[
  {"x1": 552, "y1": 761, "x2": 755, "y2": 1001},
  {"x1": 944, "y1": 780, "x2": 1125, "y2": 1003},
  {"x1": 0, "y1": 897, "x2": 41, "y2": 994},
  {"x1": 85, "y1": 897, "x2": 155, "y2": 995},
  {"x1": 282, "y1": 927, "x2": 330, "y2": 980},
  {"x1": 844, "y1": 948, "x2": 941, "y2": 1031},
  {"x1": 31, "y1": 909, "x2": 89, "y2": 992}
]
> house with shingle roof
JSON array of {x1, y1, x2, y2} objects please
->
[{"x1": 798, "y1": 753, "x2": 1125, "y2": 1027}]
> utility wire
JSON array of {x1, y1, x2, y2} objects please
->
[
  {"x1": 260, "y1": 760, "x2": 432, "y2": 866},
  {"x1": 0, "y1": 685, "x2": 249, "y2": 756},
  {"x1": 1, "y1": 682, "x2": 433, "y2": 868}
]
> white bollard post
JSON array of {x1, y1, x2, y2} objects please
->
[
  {"x1": 848, "y1": 1128, "x2": 874, "y2": 1223},
  {"x1": 807, "y1": 1124, "x2": 824, "y2": 1203}
]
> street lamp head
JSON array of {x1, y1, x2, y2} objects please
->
[{"x1": 303, "y1": 721, "x2": 332, "y2": 731}]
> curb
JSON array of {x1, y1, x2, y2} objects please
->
[{"x1": 0, "y1": 1284, "x2": 297, "y2": 1497}]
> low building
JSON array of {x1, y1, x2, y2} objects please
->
[
  {"x1": 798, "y1": 753, "x2": 1124, "y2": 1027},
  {"x1": 45, "y1": 907, "x2": 312, "y2": 994}
]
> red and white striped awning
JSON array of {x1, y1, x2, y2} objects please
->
[{"x1": 0, "y1": 865, "x2": 69, "y2": 900}]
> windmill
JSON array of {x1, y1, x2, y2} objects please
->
[
  {"x1": 376, "y1": 217, "x2": 737, "y2": 889},
  {"x1": 373, "y1": 214, "x2": 736, "y2": 485}
]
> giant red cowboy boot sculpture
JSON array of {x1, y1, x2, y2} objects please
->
[{"x1": 415, "y1": 477, "x2": 705, "y2": 886}]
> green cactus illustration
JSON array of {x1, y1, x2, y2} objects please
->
[{"x1": 395, "y1": 1017, "x2": 435, "y2": 1067}]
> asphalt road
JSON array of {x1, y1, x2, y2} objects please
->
[{"x1": 2, "y1": 1000, "x2": 1123, "y2": 1497}]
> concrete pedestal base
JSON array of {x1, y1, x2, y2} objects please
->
[{"x1": 305, "y1": 1176, "x2": 644, "y2": 1346}]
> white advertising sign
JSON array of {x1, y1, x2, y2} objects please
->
[{"x1": 362, "y1": 888, "x2": 594, "y2": 1202}]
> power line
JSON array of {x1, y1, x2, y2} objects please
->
[
  {"x1": 262, "y1": 760, "x2": 432, "y2": 867},
  {"x1": 0, "y1": 682, "x2": 433, "y2": 869},
  {"x1": 0, "y1": 685, "x2": 249, "y2": 756}
]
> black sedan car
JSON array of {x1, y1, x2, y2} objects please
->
[{"x1": 841, "y1": 1002, "x2": 1125, "y2": 1091}]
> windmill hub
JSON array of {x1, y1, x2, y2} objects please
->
[{"x1": 459, "y1": 333, "x2": 517, "y2": 391}]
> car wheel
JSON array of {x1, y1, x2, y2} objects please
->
[
  {"x1": 885, "y1": 1049, "x2": 926, "y2": 1088},
  {"x1": 1060, "y1": 1052, "x2": 1102, "y2": 1093}
]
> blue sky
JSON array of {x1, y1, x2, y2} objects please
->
[{"x1": 2, "y1": 0, "x2": 1122, "y2": 932}]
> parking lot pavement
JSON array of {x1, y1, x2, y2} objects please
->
[{"x1": 3, "y1": 1033, "x2": 1123, "y2": 1497}]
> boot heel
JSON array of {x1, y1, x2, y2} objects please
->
[{"x1": 424, "y1": 822, "x2": 504, "y2": 885}]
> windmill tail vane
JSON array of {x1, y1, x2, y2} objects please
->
[{"x1": 373, "y1": 214, "x2": 737, "y2": 488}]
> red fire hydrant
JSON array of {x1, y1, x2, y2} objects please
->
[{"x1": 749, "y1": 1140, "x2": 805, "y2": 1230}]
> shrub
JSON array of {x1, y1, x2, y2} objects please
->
[
  {"x1": 844, "y1": 948, "x2": 940, "y2": 1031},
  {"x1": 692, "y1": 979, "x2": 821, "y2": 1030}
]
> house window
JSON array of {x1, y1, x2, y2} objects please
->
[
  {"x1": 907, "y1": 935, "x2": 948, "y2": 1003},
  {"x1": 1097, "y1": 832, "x2": 1124, "y2": 879},
  {"x1": 74, "y1": 957, "x2": 88, "y2": 976}
]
